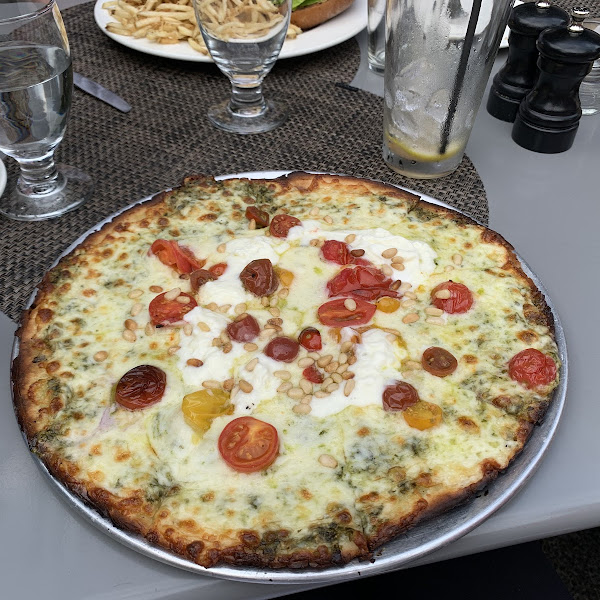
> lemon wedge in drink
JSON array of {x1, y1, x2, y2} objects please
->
[{"x1": 386, "y1": 135, "x2": 464, "y2": 163}]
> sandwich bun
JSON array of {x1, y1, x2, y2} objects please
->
[{"x1": 290, "y1": 0, "x2": 355, "y2": 30}]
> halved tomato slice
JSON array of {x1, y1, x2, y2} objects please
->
[
  {"x1": 150, "y1": 239, "x2": 205, "y2": 274},
  {"x1": 149, "y1": 292, "x2": 197, "y2": 326},
  {"x1": 317, "y1": 298, "x2": 376, "y2": 327}
]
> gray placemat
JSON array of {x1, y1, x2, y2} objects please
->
[{"x1": 0, "y1": 2, "x2": 489, "y2": 323}]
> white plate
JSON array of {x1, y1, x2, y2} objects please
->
[
  {"x1": 94, "y1": 0, "x2": 367, "y2": 62},
  {"x1": 500, "y1": 0, "x2": 523, "y2": 49},
  {"x1": 0, "y1": 159, "x2": 6, "y2": 198}
]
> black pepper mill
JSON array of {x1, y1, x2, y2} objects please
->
[
  {"x1": 487, "y1": 1, "x2": 569, "y2": 122},
  {"x1": 512, "y1": 7, "x2": 600, "y2": 154}
]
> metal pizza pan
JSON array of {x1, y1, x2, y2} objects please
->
[{"x1": 10, "y1": 171, "x2": 568, "y2": 585}]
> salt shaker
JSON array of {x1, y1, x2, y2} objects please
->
[
  {"x1": 487, "y1": 1, "x2": 569, "y2": 122},
  {"x1": 512, "y1": 7, "x2": 600, "y2": 153}
]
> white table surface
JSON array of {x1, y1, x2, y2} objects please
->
[{"x1": 2, "y1": 3, "x2": 600, "y2": 598}]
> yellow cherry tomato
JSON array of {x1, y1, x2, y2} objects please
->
[
  {"x1": 277, "y1": 268, "x2": 294, "y2": 287},
  {"x1": 181, "y1": 389, "x2": 233, "y2": 434},
  {"x1": 377, "y1": 297, "x2": 401, "y2": 313},
  {"x1": 403, "y1": 401, "x2": 443, "y2": 430}
]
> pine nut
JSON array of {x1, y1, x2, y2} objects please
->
[
  {"x1": 341, "y1": 341, "x2": 353, "y2": 353},
  {"x1": 245, "y1": 357, "x2": 259, "y2": 372},
  {"x1": 404, "y1": 360, "x2": 421, "y2": 370},
  {"x1": 261, "y1": 297, "x2": 269, "y2": 307},
  {"x1": 223, "y1": 378, "x2": 234, "y2": 390},
  {"x1": 310, "y1": 206, "x2": 320, "y2": 216},
  {"x1": 278, "y1": 288, "x2": 289, "y2": 298},
  {"x1": 322, "y1": 377, "x2": 333, "y2": 388},
  {"x1": 337, "y1": 363, "x2": 349, "y2": 374},
  {"x1": 300, "y1": 380, "x2": 313, "y2": 394},
  {"x1": 402, "y1": 313, "x2": 419, "y2": 324},
  {"x1": 381, "y1": 248, "x2": 398, "y2": 258},
  {"x1": 244, "y1": 342, "x2": 258, "y2": 352},
  {"x1": 197, "y1": 321, "x2": 210, "y2": 332},
  {"x1": 324, "y1": 215, "x2": 333, "y2": 224},
  {"x1": 344, "y1": 379, "x2": 355, "y2": 396},
  {"x1": 269, "y1": 307, "x2": 280, "y2": 317},
  {"x1": 206, "y1": 302, "x2": 218, "y2": 311},
  {"x1": 259, "y1": 328, "x2": 277, "y2": 339},
  {"x1": 325, "y1": 361, "x2": 339, "y2": 373},
  {"x1": 331, "y1": 372, "x2": 343, "y2": 383},
  {"x1": 248, "y1": 219, "x2": 256, "y2": 230},
  {"x1": 309, "y1": 239, "x2": 319, "y2": 247},
  {"x1": 426, "y1": 316, "x2": 446, "y2": 325},
  {"x1": 425, "y1": 307, "x2": 444, "y2": 316},
  {"x1": 300, "y1": 395, "x2": 312, "y2": 404},
  {"x1": 390, "y1": 280, "x2": 402, "y2": 291},
  {"x1": 183, "y1": 323, "x2": 193, "y2": 336},
  {"x1": 149, "y1": 285, "x2": 163, "y2": 293},
  {"x1": 145, "y1": 322, "x2": 155, "y2": 336},
  {"x1": 293, "y1": 403, "x2": 311, "y2": 415},
  {"x1": 124, "y1": 319, "x2": 137, "y2": 330},
  {"x1": 277, "y1": 382, "x2": 293, "y2": 393},
  {"x1": 186, "y1": 358, "x2": 203, "y2": 367},
  {"x1": 212, "y1": 338, "x2": 222, "y2": 347},
  {"x1": 288, "y1": 387, "x2": 304, "y2": 400},
  {"x1": 342, "y1": 371, "x2": 355, "y2": 380},
  {"x1": 176, "y1": 295, "x2": 191, "y2": 304},
  {"x1": 122, "y1": 330, "x2": 136, "y2": 342},
  {"x1": 350, "y1": 248, "x2": 365, "y2": 257},
  {"x1": 344, "y1": 298, "x2": 357, "y2": 311},
  {"x1": 404, "y1": 291, "x2": 417, "y2": 299},
  {"x1": 168, "y1": 346, "x2": 180, "y2": 355},
  {"x1": 307, "y1": 352, "x2": 320, "y2": 360},
  {"x1": 338, "y1": 352, "x2": 348, "y2": 365},
  {"x1": 239, "y1": 379, "x2": 253, "y2": 393},
  {"x1": 128, "y1": 289, "x2": 143, "y2": 299},
  {"x1": 222, "y1": 342, "x2": 232, "y2": 354},
  {"x1": 298, "y1": 357, "x2": 314, "y2": 368},
  {"x1": 445, "y1": 265, "x2": 455, "y2": 272},
  {"x1": 202, "y1": 380, "x2": 220, "y2": 389},
  {"x1": 317, "y1": 354, "x2": 333, "y2": 367},
  {"x1": 130, "y1": 303, "x2": 143, "y2": 316},
  {"x1": 381, "y1": 265, "x2": 393, "y2": 277},
  {"x1": 274, "y1": 370, "x2": 292, "y2": 380},
  {"x1": 435, "y1": 289, "x2": 452, "y2": 299},
  {"x1": 399, "y1": 281, "x2": 412, "y2": 293},
  {"x1": 267, "y1": 317, "x2": 283, "y2": 326},
  {"x1": 326, "y1": 382, "x2": 339, "y2": 393},
  {"x1": 93, "y1": 351, "x2": 108, "y2": 362},
  {"x1": 230, "y1": 386, "x2": 239, "y2": 400},
  {"x1": 269, "y1": 296, "x2": 278, "y2": 307},
  {"x1": 347, "y1": 355, "x2": 357, "y2": 365},
  {"x1": 314, "y1": 391, "x2": 329, "y2": 398},
  {"x1": 234, "y1": 302, "x2": 247, "y2": 315},
  {"x1": 392, "y1": 263, "x2": 405, "y2": 271},
  {"x1": 452, "y1": 253, "x2": 463, "y2": 265},
  {"x1": 345, "y1": 234, "x2": 356, "y2": 244},
  {"x1": 218, "y1": 304, "x2": 231, "y2": 313},
  {"x1": 220, "y1": 331, "x2": 230, "y2": 343},
  {"x1": 318, "y1": 454, "x2": 338, "y2": 468},
  {"x1": 391, "y1": 255, "x2": 405, "y2": 264},
  {"x1": 164, "y1": 287, "x2": 181, "y2": 301},
  {"x1": 217, "y1": 243, "x2": 226, "y2": 253}
]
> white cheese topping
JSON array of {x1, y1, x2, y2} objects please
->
[
  {"x1": 286, "y1": 220, "x2": 437, "y2": 287},
  {"x1": 311, "y1": 328, "x2": 407, "y2": 418}
]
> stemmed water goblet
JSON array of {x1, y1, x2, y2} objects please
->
[
  {"x1": 193, "y1": 0, "x2": 292, "y2": 134},
  {"x1": 0, "y1": 0, "x2": 92, "y2": 221}
]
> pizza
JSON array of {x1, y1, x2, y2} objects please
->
[{"x1": 12, "y1": 172, "x2": 560, "y2": 570}]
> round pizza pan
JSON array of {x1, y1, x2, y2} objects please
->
[{"x1": 11, "y1": 171, "x2": 568, "y2": 584}]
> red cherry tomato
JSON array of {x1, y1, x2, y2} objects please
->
[
  {"x1": 302, "y1": 364, "x2": 324, "y2": 384},
  {"x1": 218, "y1": 417, "x2": 279, "y2": 473},
  {"x1": 298, "y1": 327, "x2": 322, "y2": 351},
  {"x1": 264, "y1": 336, "x2": 300, "y2": 362},
  {"x1": 115, "y1": 365, "x2": 166, "y2": 410},
  {"x1": 508, "y1": 348, "x2": 557, "y2": 389},
  {"x1": 227, "y1": 314, "x2": 260, "y2": 342},
  {"x1": 149, "y1": 292, "x2": 197, "y2": 326},
  {"x1": 209, "y1": 262, "x2": 227, "y2": 277},
  {"x1": 150, "y1": 240, "x2": 205, "y2": 274},
  {"x1": 431, "y1": 281, "x2": 474, "y2": 314},
  {"x1": 190, "y1": 269, "x2": 216, "y2": 294},
  {"x1": 239, "y1": 259, "x2": 279, "y2": 296},
  {"x1": 269, "y1": 214, "x2": 301, "y2": 238},
  {"x1": 245, "y1": 206, "x2": 270, "y2": 228},
  {"x1": 327, "y1": 266, "x2": 398, "y2": 301},
  {"x1": 317, "y1": 298, "x2": 376, "y2": 327},
  {"x1": 321, "y1": 240, "x2": 370, "y2": 267},
  {"x1": 421, "y1": 347, "x2": 458, "y2": 377},
  {"x1": 382, "y1": 381, "x2": 420, "y2": 412}
]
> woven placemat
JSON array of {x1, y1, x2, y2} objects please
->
[{"x1": 0, "y1": 2, "x2": 489, "y2": 323}]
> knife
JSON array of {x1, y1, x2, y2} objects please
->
[{"x1": 73, "y1": 72, "x2": 132, "y2": 113}]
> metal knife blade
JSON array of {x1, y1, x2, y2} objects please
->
[{"x1": 73, "y1": 72, "x2": 132, "y2": 113}]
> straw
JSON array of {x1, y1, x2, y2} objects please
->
[{"x1": 440, "y1": 0, "x2": 483, "y2": 154}]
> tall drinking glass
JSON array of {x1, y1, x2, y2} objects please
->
[
  {"x1": 383, "y1": 0, "x2": 512, "y2": 179},
  {"x1": 193, "y1": 0, "x2": 291, "y2": 134},
  {"x1": 0, "y1": 0, "x2": 92, "y2": 220}
]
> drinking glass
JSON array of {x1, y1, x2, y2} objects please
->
[
  {"x1": 193, "y1": 0, "x2": 291, "y2": 134},
  {"x1": 367, "y1": 0, "x2": 385, "y2": 73},
  {"x1": 0, "y1": 0, "x2": 92, "y2": 221}
]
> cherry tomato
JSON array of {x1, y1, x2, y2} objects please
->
[
  {"x1": 327, "y1": 265, "x2": 398, "y2": 301},
  {"x1": 321, "y1": 240, "x2": 370, "y2": 267},
  {"x1": 382, "y1": 381, "x2": 419, "y2": 412},
  {"x1": 227, "y1": 314, "x2": 260, "y2": 342},
  {"x1": 508, "y1": 348, "x2": 557, "y2": 389},
  {"x1": 190, "y1": 269, "x2": 216, "y2": 294},
  {"x1": 245, "y1": 206, "x2": 270, "y2": 228},
  {"x1": 149, "y1": 292, "x2": 197, "y2": 326},
  {"x1": 269, "y1": 214, "x2": 301, "y2": 238},
  {"x1": 218, "y1": 416, "x2": 279, "y2": 473},
  {"x1": 317, "y1": 298, "x2": 376, "y2": 327},
  {"x1": 264, "y1": 336, "x2": 300, "y2": 362},
  {"x1": 431, "y1": 281, "x2": 473, "y2": 314},
  {"x1": 421, "y1": 347, "x2": 458, "y2": 377},
  {"x1": 115, "y1": 365, "x2": 166, "y2": 410},
  {"x1": 240, "y1": 258, "x2": 279, "y2": 296},
  {"x1": 298, "y1": 327, "x2": 322, "y2": 351},
  {"x1": 403, "y1": 401, "x2": 443, "y2": 430},
  {"x1": 150, "y1": 240, "x2": 205, "y2": 274},
  {"x1": 181, "y1": 389, "x2": 233, "y2": 434},
  {"x1": 377, "y1": 297, "x2": 401, "y2": 313},
  {"x1": 303, "y1": 364, "x2": 324, "y2": 384},
  {"x1": 209, "y1": 262, "x2": 227, "y2": 277}
]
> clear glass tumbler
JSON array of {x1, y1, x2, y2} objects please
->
[
  {"x1": 193, "y1": 0, "x2": 291, "y2": 134},
  {"x1": 0, "y1": 0, "x2": 92, "y2": 220},
  {"x1": 367, "y1": 0, "x2": 386, "y2": 74},
  {"x1": 383, "y1": 0, "x2": 513, "y2": 179}
]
